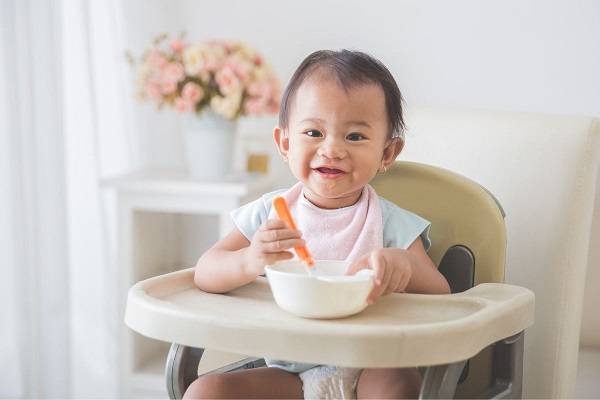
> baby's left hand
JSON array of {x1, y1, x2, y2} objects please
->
[{"x1": 345, "y1": 248, "x2": 413, "y2": 304}]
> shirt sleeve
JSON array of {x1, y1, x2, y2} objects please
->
[
  {"x1": 229, "y1": 189, "x2": 286, "y2": 241},
  {"x1": 380, "y1": 197, "x2": 432, "y2": 251}
]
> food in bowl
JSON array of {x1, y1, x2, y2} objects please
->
[{"x1": 264, "y1": 260, "x2": 375, "y2": 319}]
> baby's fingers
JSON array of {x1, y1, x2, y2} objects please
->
[
  {"x1": 262, "y1": 238, "x2": 306, "y2": 253},
  {"x1": 367, "y1": 253, "x2": 388, "y2": 303},
  {"x1": 384, "y1": 268, "x2": 405, "y2": 295},
  {"x1": 257, "y1": 220, "x2": 302, "y2": 242},
  {"x1": 370, "y1": 252, "x2": 386, "y2": 286},
  {"x1": 263, "y1": 250, "x2": 294, "y2": 265}
]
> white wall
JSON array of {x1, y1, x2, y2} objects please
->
[
  {"x1": 122, "y1": 0, "x2": 600, "y2": 170},
  {"x1": 120, "y1": 0, "x2": 600, "y2": 392}
]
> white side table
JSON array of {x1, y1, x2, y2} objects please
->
[{"x1": 102, "y1": 169, "x2": 277, "y2": 398}]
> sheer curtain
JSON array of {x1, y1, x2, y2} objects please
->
[{"x1": 0, "y1": 0, "x2": 137, "y2": 397}]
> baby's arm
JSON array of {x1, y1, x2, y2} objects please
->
[
  {"x1": 400, "y1": 237, "x2": 450, "y2": 295},
  {"x1": 193, "y1": 219, "x2": 304, "y2": 294}
]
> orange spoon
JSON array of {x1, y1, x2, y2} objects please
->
[{"x1": 273, "y1": 196, "x2": 315, "y2": 268}]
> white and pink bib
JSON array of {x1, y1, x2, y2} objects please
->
[{"x1": 268, "y1": 182, "x2": 383, "y2": 263}]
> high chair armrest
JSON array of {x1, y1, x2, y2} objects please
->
[{"x1": 125, "y1": 268, "x2": 535, "y2": 368}]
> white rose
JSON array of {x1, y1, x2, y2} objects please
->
[
  {"x1": 210, "y1": 90, "x2": 242, "y2": 119},
  {"x1": 253, "y1": 65, "x2": 270, "y2": 81},
  {"x1": 182, "y1": 45, "x2": 204, "y2": 75}
]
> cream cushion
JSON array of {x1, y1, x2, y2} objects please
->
[{"x1": 399, "y1": 106, "x2": 600, "y2": 398}]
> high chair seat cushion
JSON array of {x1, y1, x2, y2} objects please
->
[{"x1": 125, "y1": 268, "x2": 534, "y2": 368}]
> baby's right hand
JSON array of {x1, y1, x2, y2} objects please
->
[{"x1": 244, "y1": 219, "x2": 304, "y2": 276}]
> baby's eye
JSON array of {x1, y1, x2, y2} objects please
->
[
  {"x1": 346, "y1": 133, "x2": 365, "y2": 141},
  {"x1": 305, "y1": 130, "x2": 323, "y2": 138}
]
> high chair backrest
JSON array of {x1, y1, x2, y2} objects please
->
[
  {"x1": 372, "y1": 161, "x2": 508, "y2": 397},
  {"x1": 371, "y1": 161, "x2": 506, "y2": 398},
  {"x1": 371, "y1": 160, "x2": 506, "y2": 286}
]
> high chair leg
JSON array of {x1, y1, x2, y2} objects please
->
[
  {"x1": 419, "y1": 360, "x2": 467, "y2": 399},
  {"x1": 166, "y1": 343, "x2": 205, "y2": 399},
  {"x1": 484, "y1": 331, "x2": 524, "y2": 399}
]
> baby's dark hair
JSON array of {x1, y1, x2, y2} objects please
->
[{"x1": 278, "y1": 49, "x2": 405, "y2": 139}]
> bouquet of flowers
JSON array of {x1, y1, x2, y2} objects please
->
[{"x1": 129, "y1": 34, "x2": 280, "y2": 120}]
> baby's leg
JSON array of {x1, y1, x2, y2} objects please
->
[
  {"x1": 183, "y1": 367, "x2": 303, "y2": 399},
  {"x1": 356, "y1": 367, "x2": 422, "y2": 399}
]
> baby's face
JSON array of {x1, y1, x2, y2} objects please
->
[{"x1": 279, "y1": 76, "x2": 392, "y2": 209}]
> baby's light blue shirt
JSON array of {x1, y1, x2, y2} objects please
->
[{"x1": 230, "y1": 188, "x2": 432, "y2": 373}]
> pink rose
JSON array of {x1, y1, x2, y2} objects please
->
[
  {"x1": 147, "y1": 49, "x2": 167, "y2": 68},
  {"x1": 144, "y1": 81, "x2": 162, "y2": 100},
  {"x1": 170, "y1": 39, "x2": 185, "y2": 53},
  {"x1": 161, "y1": 62, "x2": 185, "y2": 83},
  {"x1": 244, "y1": 97, "x2": 267, "y2": 115},
  {"x1": 215, "y1": 65, "x2": 241, "y2": 95},
  {"x1": 248, "y1": 82, "x2": 272, "y2": 98},
  {"x1": 247, "y1": 83, "x2": 260, "y2": 96},
  {"x1": 161, "y1": 80, "x2": 177, "y2": 95},
  {"x1": 174, "y1": 98, "x2": 191, "y2": 113},
  {"x1": 181, "y1": 82, "x2": 204, "y2": 105},
  {"x1": 226, "y1": 61, "x2": 249, "y2": 83}
]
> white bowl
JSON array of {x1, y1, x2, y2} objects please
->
[{"x1": 264, "y1": 260, "x2": 375, "y2": 319}]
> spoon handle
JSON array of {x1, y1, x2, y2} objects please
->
[{"x1": 273, "y1": 196, "x2": 315, "y2": 267}]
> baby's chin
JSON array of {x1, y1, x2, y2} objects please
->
[{"x1": 303, "y1": 183, "x2": 364, "y2": 208}]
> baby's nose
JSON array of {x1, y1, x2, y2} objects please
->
[{"x1": 317, "y1": 138, "x2": 347, "y2": 159}]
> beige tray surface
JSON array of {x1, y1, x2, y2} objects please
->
[{"x1": 125, "y1": 268, "x2": 534, "y2": 368}]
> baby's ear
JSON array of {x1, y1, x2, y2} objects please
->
[
  {"x1": 273, "y1": 126, "x2": 289, "y2": 159},
  {"x1": 382, "y1": 137, "x2": 404, "y2": 164}
]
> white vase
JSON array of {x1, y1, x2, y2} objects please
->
[{"x1": 182, "y1": 111, "x2": 238, "y2": 181}]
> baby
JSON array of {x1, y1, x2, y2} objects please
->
[{"x1": 184, "y1": 49, "x2": 450, "y2": 399}]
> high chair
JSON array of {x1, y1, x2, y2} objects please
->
[{"x1": 125, "y1": 161, "x2": 535, "y2": 399}]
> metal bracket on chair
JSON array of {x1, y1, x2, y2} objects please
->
[
  {"x1": 206, "y1": 357, "x2": 266, "y2": 375},
  {"x1": 419, "y1": 360, "x2": 467, "y2": 399}
]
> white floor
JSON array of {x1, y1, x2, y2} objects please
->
[{"x1": 575, "y1": 346, "x2": 600, "y2": 399}]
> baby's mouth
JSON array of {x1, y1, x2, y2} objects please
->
[{"x1": 314, "y1": 167, "x2": 346, "y2": 179}]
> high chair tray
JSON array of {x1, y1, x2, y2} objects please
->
[{"x1": 125, "y1": 268, "x2": 534, "y2": 368}]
